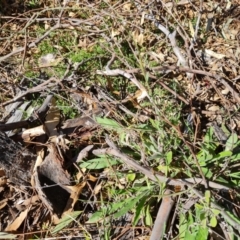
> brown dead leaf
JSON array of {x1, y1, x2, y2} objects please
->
[
  {"x1": 0, "y1": 177, "x2": 7, "y2": 186},
  {"x1": 207, "y1": 105, "x2": 220, "y2": 112},
  {"x1": 111, "y1": 28, "x2": 120, "y2": 38},
  {"x1": 149, "y1": 51, "x2": 165, "y2": 62},
  {"x1": 0, "y1": 168, "x2": 5, "y2": 177},
  {"x1": 17, "y1": 195, "x2": 40, "y2": 207},
  {"x1": 63, "y1": 182, "x2": 86, "y2": 214},
  {"x1": 123, "y1": 3, "x2": 132, "y2": 11},
  {"x1": 5, "y1": 208, "x2": 29, "y2": 231},
  {"x1": 87, "y1": 174, "x2": 98, "y2": 182},
  {"x1": 221, "y1": 87, "x2": 230, "y2": 95},
  {"x1": 93, "y1": 183, "x2": 102, "y2": 195},
  {"x1": 132, "y1": 29, "x2": 144, "y2": 46},
  {"x1": 0, "y1": 199, "x2": 8, "y2": 210},
  {"x1": 68, "y1": 12, "x2": 76, "y2": 17},
  {"x1": 141, "y1": 12, "x2": 146, "y2": 25}
]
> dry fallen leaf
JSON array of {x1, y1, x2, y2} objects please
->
[
  {"x1": 93, "y1": 183, "x2": 102, "y2": 195},
  {"x1": 0, "y1": 199, "x2": 8, "y2": 210},
  {"x1": 63, "y1": 182, "x2": 86, "y2": 215},
  {"x1": 132, "y1": 30, "x2": 144, "y2": 46},
  {"x1": 0, "y1": 178, "x2": 7, "y2": 187},
  {"x1": 123, "y1": 3, "x2": 132, "y2": 11},
  {"x1": 5, "y1": 208, "x2": 29, "y2": 231}
]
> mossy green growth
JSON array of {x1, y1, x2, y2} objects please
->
[
  {"x1": 56, "y1": 97, "x2": 78, "y2": 119},
  {"x1": 69, "y1": 45, "x2": 106, "y2": 63},
  {"x1": 38, "y1": 40, "x2": 56, "y2": 55}
]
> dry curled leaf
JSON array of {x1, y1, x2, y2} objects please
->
[
  {"x1": 33, "y1": 145, "x2": 71, "y2": 216},
  {"x1": 5, "y1": 208, "x2": 29, "y2": 231}
]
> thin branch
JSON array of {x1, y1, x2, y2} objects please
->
[
  {"x1": 128, "y1": 65, "x2": 240, "y2": 104},
  {"x1": 194, "y1": 0, "x2": 203, "y2": 40},
  {"x1": 96, "y1": 68, "x2": 150, "y2": 102},
  {"x1": 144, "y1": 15, "x2": 192, "y2": 78},
  {"x1": 1, "y1": 77, "x2": 58, "y2": 107},
  {"x1": 92, "y1": 147, "x2": 230, "y2": 190}
]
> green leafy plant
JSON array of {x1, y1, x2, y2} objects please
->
[
  {"x1": 51, "y1": 211, "x2": 82, "y2": 235},
  {"x1": 87, "y1": 186, "x2": 155, "y2": 226},
  {"x1": 191, "y1": 126, "x2": 240, "y2": 186}
]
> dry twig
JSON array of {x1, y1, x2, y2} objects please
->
[{"x1": 150, "y1": 189, "x2": 176, "y2": 240}]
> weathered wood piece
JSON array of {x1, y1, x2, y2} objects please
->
[
  {"x1": 34, "y1": 145, "x2": 71, "y2": 216},
  {"x1": 0, "y1": 131, "x2": 35, "y2": 185}
]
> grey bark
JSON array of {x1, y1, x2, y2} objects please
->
[{"x1": 0, "y1": 131, "x2": 35, "y2": 186}]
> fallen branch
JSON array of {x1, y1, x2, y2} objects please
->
[
  {"x1": 92, "y1": 145, "x2": 229, "y2": 190},
  {"x1": 150, "y1": 189, "x2": 175, "y2": 240},
  {"x1": 93, "y1": 140, "x2": 240, "y2": 231}
]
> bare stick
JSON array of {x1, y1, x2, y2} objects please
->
[
  {"x1": 194, "y1": 0, "x2": 203, "y2": 40},
  {"x1": 92, "y1": 146, "x2": 229, "y2": 190},
  {"x1": 96, "y1": 68, "x2": 150, "y2": 102},
  {"x1": 144, "y1": 15, "x2": 192, "y2": 78},
  {"x1": 150, "y1": 189, "x2": 175, "y2": 240},
  {"x1": 154, "y1": 65, "x2": 240, "y2": 104}
]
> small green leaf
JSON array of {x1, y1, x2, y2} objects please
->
[
  {"x1": 96, "y1": 117, "x2": 121, "y2": 129},
  {"x1": 204, "y1": 190, "x2": 211, "y2": 205},
  {"x1": 184, "y1": 212, "x2": 197, "y2": 240},
  {"x1": 179, "y1": 212, "x2": 188, "y2": 240},
  {"x1": 79, "y1": 157, "x2": 119, "y2": 169},
  {"x1": 218, "y1": 150, "x2": 232, "y2": 158},
  {"x1": 166, "y1": 151, "x2": 173, "y2": 164},
  {"x1": 212, "y1": 209, "x2": 221, "y2": 216},
  {"x1": 225, "y1": 133, "x2": 238, "y2": 150},
  {"x1": 127, "y1": 173, "x2": 136, "y2": 182},
  {"x1": 150, "y1": 119, "x2": 160, "y2": 130},
  {"x1": 144, "y1": 204, "x2": 153, "y2": 226},
  {"x1": 204, "y1": 127, "x2": 214, "y2": 143},
  {"x1": 201, "y1": 167, "x2": 213, "y2": 179},
  {"x1": 209, "y1": 216, "x2": 218, "y2": 227},
  {"x1": 113, "y1": 191, "x2": 148, "y2": 218},
  {"x1": 113, "y1": 199, "x2": 136, "y2": 218},
  {"x1": 87, "y1": 211, "x2": 103, "y2": 223},
  {"x1": 196, "y1": 226, "x2": 208, "y2": 240},
  {"x1": 0, "y1": 232, "x2": 17, "y2": 239},
  {"x1": 133, "y1": 196, "x2": 148, "y2": 226},
  {"x1": 195, "y1": 203, "x2": 204, "y2": 210},
  {"x1": 109, "y1": 201, "x2": 126, "y2": 214},
  {"x1": 52, "y1": 211, "x2": 82, "y2": 234}
]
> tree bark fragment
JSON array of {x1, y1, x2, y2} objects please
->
[{"x1": 0, "y1": 131, "x2": 35, "y2": 186}]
